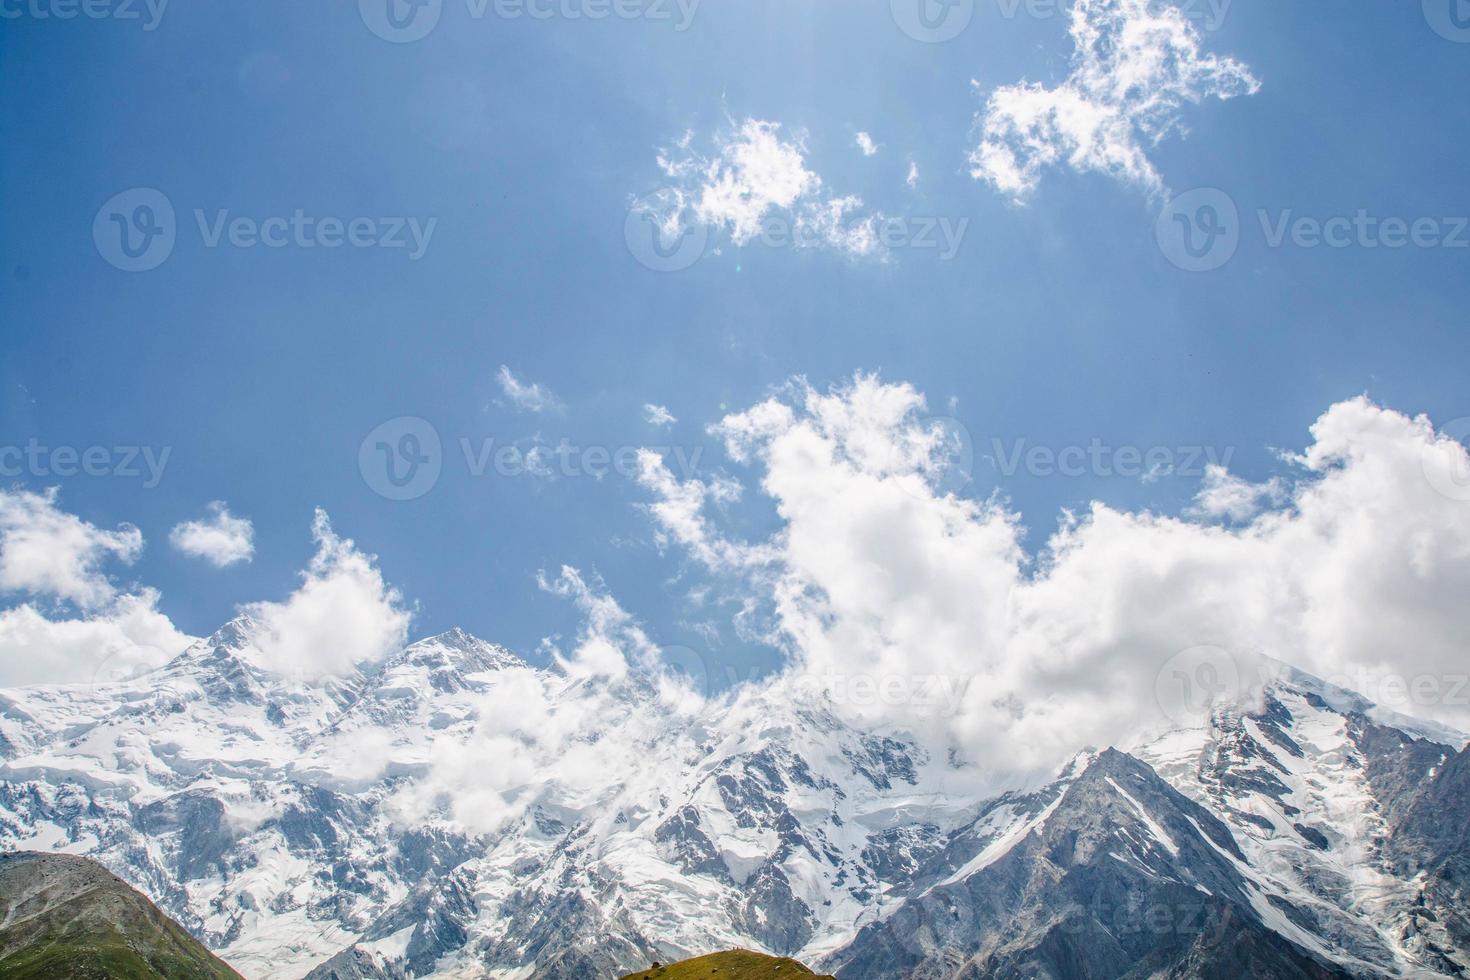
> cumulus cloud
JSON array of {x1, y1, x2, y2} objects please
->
[
  {"x1": 387, "y1": 567, "x2": 705, "y2": 834},
  {"x1": 970, "y1": 0, "x2": 1259, "y2": 200},
  {"x1": 637, "y1": 377, "x2": 1470, "y2": 788},
  {"x1": 170, "y1": 501, "x2": 254, "y2": 567},
  {"x1": 0, "y1": 489, "x2": 193, "y2": 687},
  {"x1": 644, "y1": 403, "x2": 677, "y2": 427},
  {"x1": 238, "y1": 510, "x2": 412, "y2": 679},
  {"x1": 0, "y1": 488, "x2": 143, "y2": 610},
  {"x1": 855, "y1": 131, "x2": 880, "y2": 157},
  {"x1": 637, "y1": 118, "x2": 887, "y2": 258},
  {"x1": 906, "y1": 160, "x2": 921, "y2": 189},
  {"x1": 496, "y1": 365, "x2": 564, "y2": 414},
  {"x1": 0, "y1": 591, "x2": 194, "y2": 688}
]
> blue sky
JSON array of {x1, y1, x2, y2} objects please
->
[{"x1": 2, "y1": 0, "x2": 1468, "y2": 683}]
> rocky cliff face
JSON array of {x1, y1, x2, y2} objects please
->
[{"x1": 824, "y1": 749, "x2": 1347, "y2": 979}]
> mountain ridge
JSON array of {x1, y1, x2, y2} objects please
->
[{"x1": 1, "y1": 621, "x2": 1466, "y2": 978}]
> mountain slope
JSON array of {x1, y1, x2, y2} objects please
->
[
  {"x1": 824, "y1": 749, "x2": 1348, "y2": 979},
  {"x1": 1384, "y1": 742, "x2": 1470, "y2": 976},
  {"x1": 619, "y1": 949, "x2": 836, "y2": 979},
  {"x1": 1134, "y1": 678, "x2": 1470, "y2": 976},
  {"x1": 0, "y1": 851, "x2": 242, "y2": 979}
]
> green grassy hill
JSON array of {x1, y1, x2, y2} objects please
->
[
  {"x1": 0, "y1": 851, "x2": 242, "y2": 979},
  {"x1": 619, "y1": 948, "x2": 836, "y2": 980}
]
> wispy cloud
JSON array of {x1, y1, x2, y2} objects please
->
[
  {"x1": 970, "y1": 0, "x2": 1259, "y2": 200},
  {"x1": 644, "y1": 403, "x2": 677, "y2": 427},
  {"x1": 636, "y1": 118, "x2": 888, "y2": 258},
  {"x1": 855, "y1": 131, "x2": 880, "y2": 157},
  {"x1": 1187, "y1": 464, "x2": 1285, "y2": 522},
  {"x1": 496, "y1": 365, "x2": 564, "y2": 414},
  {"x1": 170, "y1": 501, "x2": 254, "y2": 568}
]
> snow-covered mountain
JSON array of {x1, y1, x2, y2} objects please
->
[{"x1": 0, "y1": 620, "x2": 1466, "y2": 979}]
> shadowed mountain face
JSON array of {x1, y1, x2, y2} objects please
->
[
  {"x1": 823, "y1": 750, "x2": 1349, "y2": 979},
  {"x1": 0, "y1": 851, "x2": 243, "y2": 979},
  {"x1": 1384, "y1": 743, "x2": 1470, "y2": 976},
  {"x1": 2, "y1": 621, "x2": 1468, "y2": 979}
]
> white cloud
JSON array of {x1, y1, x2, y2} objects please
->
[
  {"x1": 496, "y1": 365, "x2": 564, "y2": 414},
  {"x1": 906, "y1": 160, "x2": 921, "y2": 189},
  {"x1": 0, "y1": 488, "x2": 193, "y2": 687},
  {"x1": 970, "y1": 0, "x2": 1259, "y2": 200},
  {"x1": 639, "y1": 118, "x2": 888, "y2": 258},
  {"x1": 170, "y1": 502, "x2": 254, "y2": 568},
  {"x1": 638, "y1": 378, "x2": 1470, "y2": 788},
  {"x1": 1188, "y1": 464, "x2": 1284, "y2": 521},
  {"x1": 855, "y1": 131, "x2": 879, "y2": 157},
  {"x1": 0, "y1": 488, "x2": 143, "y2": 610},
  {"x1": 0, "y1": 591, "x2": 194, "y2": 688},
  {"x1": 237, "y1": 510, "x2": 412, "y2": 680},
  {"x1": 644, "y1": 403, "x2": 677, "y2": 427},
  {"x1": 388, "y1": 567, "x2": 706, "y2": 835}
]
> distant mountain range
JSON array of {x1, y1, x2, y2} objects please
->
[{"x1": 1, "y1": 619, "x2": 1466, "y2": 978}]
